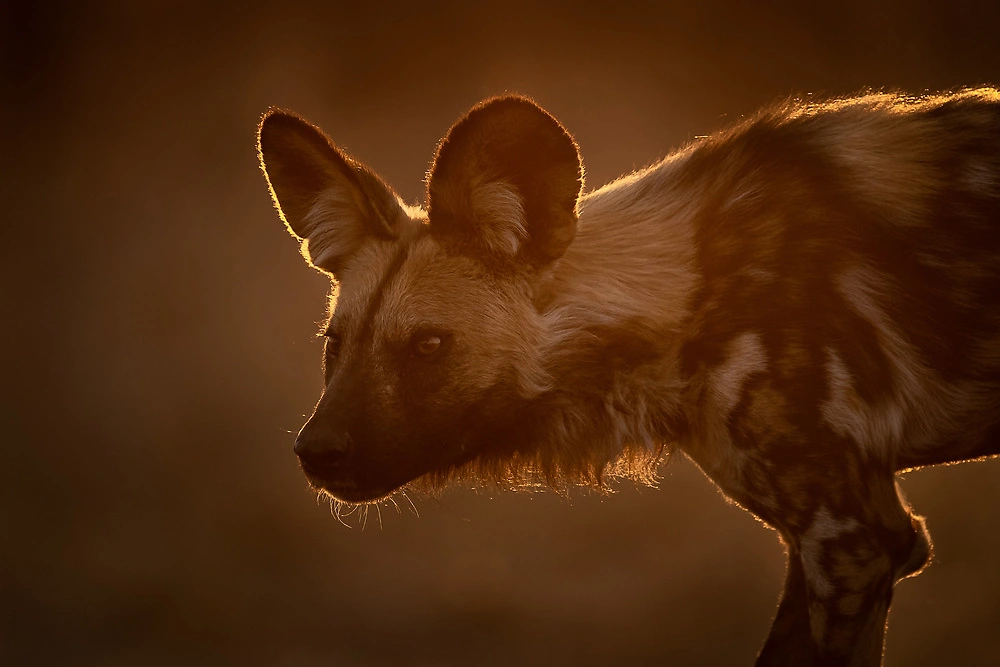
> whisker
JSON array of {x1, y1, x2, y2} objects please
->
[
  {"x1": 330, "y1": 498, "x2": 351, "y2": 529},
  {"x1": 401, "y1": 490, "x2": 420, "y2": 518}
]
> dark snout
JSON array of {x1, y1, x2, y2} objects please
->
[
  {"x1": 293, "y1": 419, "x2": 351, "y2": 478},
  {"x1": 291, "y1": 373, "x2": 434, "y2": 503},
  {"x1": 292, "y1": 399, "x2": 402, "y2": 503}
]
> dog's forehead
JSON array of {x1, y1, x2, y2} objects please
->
[
  {"x1": 329, "y1": 233, "x2": 479, "y2": 329},
  {"x1": 330, "y1": 240, "x2": 403, "y2": 324},
  {"x1": 376, "y1": 235, "x2": 490, "y2": 326},
  {"x1": 400, "y1": 235, "x2": 483, "y2": 292}
]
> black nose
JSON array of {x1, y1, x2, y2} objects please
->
[{"x1": 294, "y1": 423, "x2": 352, "y2": 473}]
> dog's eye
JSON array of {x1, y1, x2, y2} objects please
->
[
  {"x1": 411, "y1": 332, "x2": 449, "y2": 358},
  {"x1": 415, "y1": 335, "x2": 441, "y2": 356},
  {"x1": 323, "y1": 330, "x2": 342, "y2": 359}
]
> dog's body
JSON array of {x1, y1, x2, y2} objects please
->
[{"x1": 258, "y1": 89, "x2": 1000, "y2": 666}]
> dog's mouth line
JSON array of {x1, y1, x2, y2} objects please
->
[{"x1": 299, "y1": 461, "x2": 341, "y2": 479}]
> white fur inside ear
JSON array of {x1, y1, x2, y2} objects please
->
[
  {"x1": 299, "y1": 185, "x2": 367, "y2": 270},
  {"x1": 472, "y1": 181, "x2": 527, "y2": 256}
]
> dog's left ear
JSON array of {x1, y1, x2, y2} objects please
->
[
  {"x1": 427, "y1": 96, "x2": 584, "y2": 269},
  {"x1": 258, "y1": 109, "x2": 403, "y2": 276}
]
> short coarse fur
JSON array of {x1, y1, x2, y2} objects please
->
[{"x1": 258, "y1": 88, "x2": 1000, "y2": 666}]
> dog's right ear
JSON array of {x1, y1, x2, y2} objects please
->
[
  {"x1": 257, "y1": 109, "x2": 403, "y2": 275},
  {"x1": 427, "y1": 96, "x2": 583, "y2": 270}
]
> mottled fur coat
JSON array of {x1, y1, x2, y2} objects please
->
[{"x1": 258, "y1": 88, "x2": 1000, "y2": 666}]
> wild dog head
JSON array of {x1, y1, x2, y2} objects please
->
[{"x1": 258, "y1": 97, "x2": 583, "y2": 503}]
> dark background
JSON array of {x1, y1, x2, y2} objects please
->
[{"x1": 4, "y1": 1, "x2": 1000, "y2": 665}]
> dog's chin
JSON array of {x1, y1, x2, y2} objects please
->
[
  {"x1": 298, "y1": 443, "x2": 480, "y2": 504},
  {"x1": 300, "y1": 448, "x2": 475, "y2": 504},
  {"x1": 303, "y1": 472, "x2": 408, "y2": 504}
]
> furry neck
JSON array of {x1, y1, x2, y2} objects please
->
[
  {"x1": 538, "y1": 159, "x2": 699, "y2": 334},
  {"x1": 522, "y1": 158, "x2": 702, "y2": 484}
]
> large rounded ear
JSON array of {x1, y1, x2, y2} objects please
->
[
  {"x1": 427, "y1": 96, "x2": 584, "y2": 269},
  {"x1": 257, "y1": 109, "x2": 404, "y2": 275}
]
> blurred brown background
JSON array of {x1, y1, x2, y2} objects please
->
[{"x1": 3, "y1": 1, "x2": 1000, "y2": 665}]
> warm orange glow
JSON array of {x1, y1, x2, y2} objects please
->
[{"x1": 10, "y1": 2, "x2": 1000, "y2": 666}]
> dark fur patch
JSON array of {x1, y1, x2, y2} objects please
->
[{"x1": 358, "y1": 245, "x2": 410, "y2": 346}]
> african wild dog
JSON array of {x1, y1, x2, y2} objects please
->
[{"x1": 257, "y1": 89, "x2": 1000, "y2": 666}]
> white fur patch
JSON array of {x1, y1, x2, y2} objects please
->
[
  {"x1": 820, "y1": 266, "x2": 927, "y2": 455},
  {"x1": 800, "y1": 506, "x2": 861, "y2": 600},
  {"x1": 471, "y1": 181, "x2": 527, "y2": 255},
  {"x1": 821, "y1": 346, "x2": 909, "y2": 454},
  {"x1": 708, "y1": 332, "x2": 768, "y2": 418},
  {"x1": 301, "y1": 185, "x2": 368, "y2": 270}
]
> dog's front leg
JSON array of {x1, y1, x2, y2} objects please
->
[
  {"x1": 752, "y1": 475, "x2": 931, "y2": 667},
  {"x1": 755, "y1": 527, "x2": 893, "y2": 667},
  {"x1": 755, "y1": 543, "x2": 819, "y2": 666}
]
